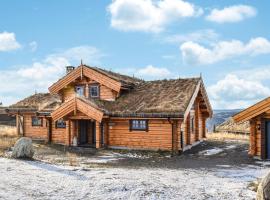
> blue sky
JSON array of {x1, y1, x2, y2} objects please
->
[{"x1": 0, "y1": 0, "x2": 270, "y2": 109}]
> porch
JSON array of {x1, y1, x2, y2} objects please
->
[
  {"x1": 50, "y1": 96, "x2": 106, "y2": 148},
  {"x1": 64, "y1": 119, "x2": 109, "y2": 149}
]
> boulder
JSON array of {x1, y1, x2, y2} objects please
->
[
  {"x1": 257, "y1": 172, "x2": 270, "y2": 200},
  {"x1": 11, "y1": 137, "x2": 34, "y2": 159}
]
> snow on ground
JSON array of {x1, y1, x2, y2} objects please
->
[
  {"x1": 199, "y1": 148, "x2": 224, "y2": 156},
  {"x1": 0, "y1": 157, "x2": 268, "y2": 200}
]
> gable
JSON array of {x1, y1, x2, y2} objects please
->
[
  {"x1": 51, "y1": 97, "x2": 104, "y2": 122},
  {"x1": 184, "y1": 80, "x2": 212, "y2": 121},
  {"x1": 49, "y1": 65, "x2": 122, "y2": 94},
  {"x1": 233, "y1": 97, "x2": 270, "y2": 122}
]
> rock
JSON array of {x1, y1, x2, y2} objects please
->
[
  {"x1": 11, "y1": 137, "x2": 34, "y2": 159},
  {"x1": 257, "y1": 172, "x2": 270, "y2": 200}
]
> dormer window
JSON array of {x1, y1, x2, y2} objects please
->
[
  {"x1": 90, "y1": 85, "x2": 99, "y2": 98},
  {"x1": 75, "y1": 86, "x2": 84, "y2": 97}
]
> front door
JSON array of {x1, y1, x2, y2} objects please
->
[
  {"x1": 79, "y1": 120, "x2": 88, "y2": 145},
  {"x1": 266, "y1": 121, "x2": 270, "y2": 159}
]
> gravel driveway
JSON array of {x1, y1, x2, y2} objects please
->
[{"x1": 0, "y1": 139, "x2": 269, "y2": 200}]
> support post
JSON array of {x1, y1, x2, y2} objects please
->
[
  {"x1": 249, "y1": 119, "x2": 256, "y2": 156},
  {"x1": 202, "y1": 117, "x2": 206, "y2": 138},
  {"x1": 194, "y1": 99, "x2": 199, "y2": 141},
  {"x1": 185, "y1": 114, "x2": 190, "y2": 145},
  {"x1": 16, "y1": 114, "x2": 20, "y2": 136},
  {"x1": 95, "y1": 122, "x2": 101, "y2": 148},
  {"x1": 65, "y1": 120, "x2": 71, "y2": 146}
]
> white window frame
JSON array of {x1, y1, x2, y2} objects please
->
[{"x1": 90, "y1": 85, "x2": 99, "y2": 98}]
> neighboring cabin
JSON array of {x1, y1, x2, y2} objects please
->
[
  {"x1": 233, "y1": 98, "x2": 270, "y2": 159},
  {"x1": 7, "y1": 65, "x2": 212, "y2": 153}
]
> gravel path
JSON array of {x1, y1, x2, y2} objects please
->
[{"x1": 0, "y1": 139, "x2": 269, "y2": 200}]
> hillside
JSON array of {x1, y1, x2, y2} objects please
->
[
  {"x1": 206, "y1": 109, "x2": 242, "y2": 132},
  {"x1": 215, "y1": 117, "x2": 250, "y2": 134}
]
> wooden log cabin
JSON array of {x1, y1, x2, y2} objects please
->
[
  {"x1": 7, "y1": 64, "x2": 212, "y2": 153},
  {"x1": 233, "y1": 98, "x2": 270, "y2": 159}
]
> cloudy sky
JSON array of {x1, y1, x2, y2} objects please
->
[{"x1": 0, "y1": 0, "x2": 270, "y2": 109}]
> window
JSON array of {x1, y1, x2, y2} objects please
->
[
  {"x1": 75, "y1": 86, "x2": 84, "y2": 96},
  {"x1": 190, "y1": 117, "x2": 194, "y2": 133},
  {"x1": 90, "y1": 85, "x2": 99, "y2": 98},
  {"x1": 55, "y1": 119, "x2": 66, "y2": 128},
  {"x1": 32, "y1": 117, "x2": 43, "y2": 127},
  {"x1": 130, "y1": 120, "x2": 148, "y2": 131}
]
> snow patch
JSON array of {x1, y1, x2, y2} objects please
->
[{"x1": 199, "y1": 148, "x2": 223, "y2": 156}]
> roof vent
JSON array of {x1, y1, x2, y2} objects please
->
[{"x1": 66, "y1": 66, "x2": 75, "y2": 74}]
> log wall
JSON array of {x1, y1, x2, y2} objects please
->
[
  {"x1": 61, "y1": 79, "x2": 117, "y2": 102},
  {"x1": 108, "y1": 119, "x2": 174, "y2": 151},
  {"x1": 23, "y1": 115, "x2": 47, "y2": 140},
  {"x1": 51, "y1": 121, "x2": 66, "y2": 144}
]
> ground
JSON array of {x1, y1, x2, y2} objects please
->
[{"x1": 0, "y1": 138, "x2": 270, "y2": 200}]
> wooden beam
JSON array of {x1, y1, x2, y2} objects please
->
[{"x1": 233, "y1": 97, "x2": 270, "y2": 122}]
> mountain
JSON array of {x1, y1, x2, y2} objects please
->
[{"x1": 206, "y1": 109, "x2": 243, "y2": 132}]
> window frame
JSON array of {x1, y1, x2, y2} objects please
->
[
  {"x1": 89, "y1": 85, "x2": 100, "y2": 98},
  {"x1": 55, "y1": 119, "x2": 66, "y2": 129},
  {"x1": 32, "y1": 116, "x2": 43, "y2": 127},
  {"x1": 129, "y1": 119, "x2": 149, "y2": 132},
  {"x1": 75, "y1": 85, "x2": 85, "y2": 97}
]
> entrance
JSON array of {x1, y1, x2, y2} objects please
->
[{"x1": 78, "y1": 120, "x2": 96, "y2": 146}]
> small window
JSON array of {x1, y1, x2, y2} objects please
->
[
  {"x1": 90, "y1": 85, "x2": 99, "y2": 98},
  {"x1": 32, "y1": 117, "x2": 43, "y2": 127},
  {"x1": 130, "y1": 120, "x2": 148, "y2": 131},
  {"x1": 55, "y1": 119, "x2": 66, "y2": 128},
  {"x1": 190, "y1": 117, "x2": 194, "y2": 133},
  {"x1": 75, "y1": 86, "x2": 84, "y2": 96}
]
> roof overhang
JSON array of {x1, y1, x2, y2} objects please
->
[
  {"x1": 5, "y1": 108, "x2": 38, "y2": 115},
  {"x1": 233, "y1": 97, "x2": 270, "y2": 123},
  {"x1": 51, "y1": 97, "x2": 104, "y2": 122},
  {"x1": 49, "y1": 65, "x2": 122, "y2": 94},
  {"x1": 184, "y1": 79, "x2": 213, "y2": 121}
]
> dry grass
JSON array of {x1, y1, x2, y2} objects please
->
[
  {"x1": 0, "y1": 125, "x2": 17, "y2": 137},
  {"x1": 0, "y1": 125, "x2": 18, "y2": 155},
  {"x1": 207, "y1": 132, "x2": 249, "y2": 141}
]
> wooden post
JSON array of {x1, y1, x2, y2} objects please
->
[
  {"x1": 95, "y1": 122, "x2": 101, "y2": 148},
  {"x1": 249, "y1": 119, "x2": 256, "y2": 156},
  {"x1": 202, "y1": 117, "x2": 206, "y2": 138},
  {"x1": 261, "y1": 118, "x2": 266, "y2": 159},
  {"x1": 85, "y1": 84, "x2": 89, "y2": 98},
  {"x1": 47, "y1": 118, "x2": 52, "y2": 143},
  {"x1": 194, "y1": 99, "x2": 199, "y2": 141},
  {"x1": 185, "y1": 114, "x2": 190, "y2": 145},
  {"x1": 171, "y1": 120, "x2": 178, "y2": 155},
  {"x1": 65, "y1": 120, "x2": 71, "y2": 146},
  {"x1": 103, "y1": 121, "x2": 109, "y2": 148},
  {"x1": 16, "y1": 114, "x2": 20, "y2": 135}
]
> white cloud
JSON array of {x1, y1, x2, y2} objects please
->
[
  {"x1": 53, "y1": 46, "x2": 104, "y2": 64},
  {"x1": 137, "y1": 65, "x2": 171, "y2": 78},
  {"x1": 180, "y1": 37, "x2": 270, "y2": 65},
  {"x1": 29, "y1": 41, "x2": 38, "y2": 52},
  {"x1": 206, "y1": 5, "x2": 256, "y2": 23},
  {"x1": 108, "y1": 0, "x2": 203, "y2": 32},
  {"x1": 208, "y1": 74, "x2": 270, "y2": 109},
  {"x1": 0, "y1": 46, "x2": 103, "y2": 106},
  {"x1": 164, "y1": 29, "x2": 219, "y2": 44},
  {"x1": 0, "y1": 32, "x2": 21, "y2": 52}
]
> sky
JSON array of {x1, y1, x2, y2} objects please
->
[{"x1": 0, "y1": 0, "x2": 270, "y2": 109}]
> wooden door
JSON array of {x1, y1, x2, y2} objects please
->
[
  {"x1": 266, "y1": 121, "x2": 270, "y2": 159},
  {"x1": 79, "y1": 120, "x2": 88, "y2": 145}
]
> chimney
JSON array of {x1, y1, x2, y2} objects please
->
[{"x1": 66, "y1": 66, "x2": 75, "y2": 74}]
